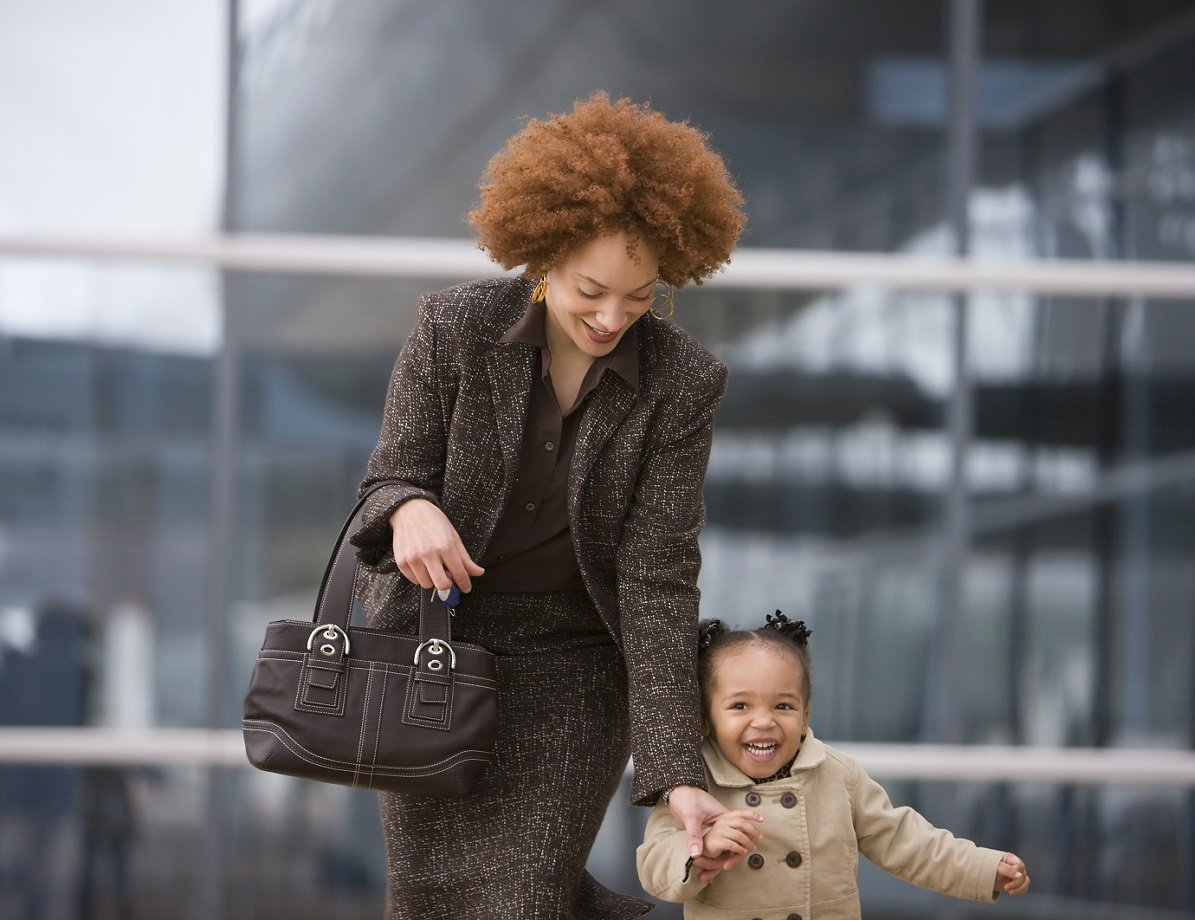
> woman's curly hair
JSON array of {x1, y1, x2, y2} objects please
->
[{"x1": 469, "y1": 92, "x2": 746, "y2": 288}]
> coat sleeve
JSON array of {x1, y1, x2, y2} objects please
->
[
  {"x1": 349, "y1": 292, "x2": 452, "y2": 572},
  {"x1": 618, "y1": 358, "x2": 728, "y2": 805},
  {"x1": 851, "y1": 757, "x2": 1004, "y2": 903},
  {"x1": 636, "y1": 801, "x2": 708, "y2": 904}
]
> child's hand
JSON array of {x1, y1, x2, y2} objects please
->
[
  {"x1": 701, "y1": 809, "x2": 764, "y2": 859},
  {"x1": 994, "y1": 852, "x2": 1030, "y2": 897}
]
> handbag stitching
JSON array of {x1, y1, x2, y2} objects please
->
[
  {"x1": 255, "y1": 652, "x2": 497, "y2": 690},
  {"x1": 243, "y1": 721, "x2": 493, "y2": 775},
  {"x1": 296, "y1": 655, "x2": 349, "y2": 716},
  {"x1": 370, "y1": 666, "x2": 387, "y2": 784},
  {"x1": 403, "y1": 668, "x2": 455, "y2": 731},
  {"x1": 355, "y1": 663, "x2": 375, "y2": 787}
]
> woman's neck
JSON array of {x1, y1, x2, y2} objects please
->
[{"x1": 544, "y1": 319, "x2": 594, "y2": 412}]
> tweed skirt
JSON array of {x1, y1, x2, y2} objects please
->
[{"x1": 376, "y1": 589, "x2": 651, "y2": 919}]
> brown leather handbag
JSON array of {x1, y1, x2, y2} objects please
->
[{"x1": 242, "y1": 484, "x2": 498, "y2": 797}]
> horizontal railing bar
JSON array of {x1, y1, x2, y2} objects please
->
[
  {"x1": 1, "y1": 728, "x2": 1193, "y2": 785},
  {"x1": 3, "y1": 233, "x2": 1195, "y2": 298}
]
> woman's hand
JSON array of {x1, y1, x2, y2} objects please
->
[{"x1": 389, "y1": 499, "x2": 485, "y2": 593}]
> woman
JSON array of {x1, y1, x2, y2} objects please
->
[{"x1": 350, "y1": 91, "x2": 746, "y2": 918}]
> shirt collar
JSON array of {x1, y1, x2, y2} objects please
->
[{"x1": 500, "y1": 299, "x2": 640, "y2": 392}]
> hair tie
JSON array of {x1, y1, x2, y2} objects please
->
[
  {"x1": 697, "y1": 619, "x2": 725, "y2": 653},
  {"x1": 764, "y1": 610, "x2": 811, "y2": 646}
]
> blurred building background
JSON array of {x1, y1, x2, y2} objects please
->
[{"x1": 3, "y1": 0, "x2": 1195, "y2": 917}]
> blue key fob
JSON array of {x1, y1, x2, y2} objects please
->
[{"x1": 435, "y1": 585, "x2": 461, "y2": 608}]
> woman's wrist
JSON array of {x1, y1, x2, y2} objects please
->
[{"x1": 661, "y1": 783, "x2": 699, "y2": 805}]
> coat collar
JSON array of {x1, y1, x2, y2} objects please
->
[{"x1": 703, "y1": 728, "x2": 828, "y2": 788}]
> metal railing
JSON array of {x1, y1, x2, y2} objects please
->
[{"x1": 3, "y1": 232, "x2": 1195, "y2": 298}]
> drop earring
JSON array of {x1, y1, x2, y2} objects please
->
[
  {"x1": 649, "y1": 282, "x2": 675, "y2": 319},
  {"x1": 531, "y1": 276, "x2": 549, "y2": 303}
]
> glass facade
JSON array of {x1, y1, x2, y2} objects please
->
[{"x1": 2, "y1": 2, "x2": 1194, "y2": 917}]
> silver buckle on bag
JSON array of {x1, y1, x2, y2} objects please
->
[
  {"x1": 307, "y1": 624, "x2": 350, "y2": 657},
  {"x1": 414, "y1": 639, "x2": 456, "y2": 671}
]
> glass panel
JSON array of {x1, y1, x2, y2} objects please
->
[
  {"x1": 979, "y1": 1, "x2": 1195, "y2": 263},
  {"x1": 4, "y1": 2, "x2": 1195, "y2": 919},
  {"x1": 232, "y1": 0, "x2": 952, "y2": 253}
]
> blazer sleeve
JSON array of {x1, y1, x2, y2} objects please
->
[
  {"x1": 349, "y1": 293, "x2": 452, "y2": 571},
  {"x1": 851, "y1": 757, "x2": 1004, "y2": 903},
  {"x1": 636, "y1": 801, "x2": 708, "y2": 904},
  {"x1": 618, "y1": 358, "x2": 728, "y2": 804}
]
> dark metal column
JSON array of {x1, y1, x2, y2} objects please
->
[
  {"x1": 925, "y1": 0, "x2": 980, "y2": 747},
  {"x1": 200, "y1": 2, "x2": 241, "y2": 918}
]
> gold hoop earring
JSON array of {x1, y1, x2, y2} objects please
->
[
  {"x1": 531, "y1": 276, "x2": 549, "y2": 304},
  {"x1": 649, "y1": 282, "x2": 675, "y2": 320}
]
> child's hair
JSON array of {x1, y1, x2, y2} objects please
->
[{"x1": 697, "y1": 611, "x2": 813, "y2": 707}]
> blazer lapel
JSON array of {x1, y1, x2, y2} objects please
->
[
  {"x1": 569, "y1": 372, "x2": 637, "y2": 499},
  {"x1": 485, "y1": 342, "x2": 535, "y2": 493}
]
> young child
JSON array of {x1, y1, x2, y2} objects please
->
[{"x1": 637, "y1": 613, "x2": 1031, "y2": 918}]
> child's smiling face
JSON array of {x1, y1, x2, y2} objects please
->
[{"x1": 705, "y1": 641, "x2": 810, "y2": 779}]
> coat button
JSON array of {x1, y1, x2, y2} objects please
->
[
  {"x1": 544, "y1": 440, "x2": 555, "y2": 451},
  {"x1": 524, "y1": 502, "x2": 536, "y2": 512},
  {"x1": 745, "y1": 791, "x2": 761, "y2": 807},
  {"x1": 780, "y1": 792, "x2": 798, "y2": 808},
  {"x1": 747, "y1": 853, "x2": 765, "y2": 870},
  {"x1": 785, "y1": 850, "x2": 803, "y2": 868}
]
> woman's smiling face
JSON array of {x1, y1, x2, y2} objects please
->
[
  {"x1": 706, "y1": 641, "x2": 810, "y2": 779},
  {"x1": 542, "y1": 230, "x2": 658, "y2": 362}
]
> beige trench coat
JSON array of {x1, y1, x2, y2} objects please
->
[{"x1": 637, "y1": 731, "x2": 1004, "y2": 919}]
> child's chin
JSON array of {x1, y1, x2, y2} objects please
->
[{"x1": 736, "y1": 759, "x2": 776, "y2": 779}]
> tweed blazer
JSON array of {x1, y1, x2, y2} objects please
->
[
  {"x1": 637, "y1": 733, "x2": 1005, "y2": 919},
  {"x1": 350, "y1": 275, "x2": 728, "y2": 804}
]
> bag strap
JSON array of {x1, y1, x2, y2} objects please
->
[{"x1": 313, "y1": 483, "x2": 456, "y2": 645}]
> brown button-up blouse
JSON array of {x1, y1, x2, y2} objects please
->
[{"x1": 475, "y1": 300, "x2": 639, "y2": 593}]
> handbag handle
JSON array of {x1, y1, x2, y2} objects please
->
[{"x1": 313, "y1": 483, "x2": 456, "y2": 647}]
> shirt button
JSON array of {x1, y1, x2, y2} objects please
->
[
  {"x1": 781, "y1": 792, "x2": 797, "y2": 808},
  {"x1": 785, "y1": 850, "x2": 803, "y2": 868},
  {"x1": 745, "y1": 791, "x2": 761, "y2": 807},
  {"x1": 524, "y1": 502, "x2": 536, "y2": 512},
  {"x1": 747, "y1": 853, "x2": 765, "y2": 870},
  {"x1": 544, "y1": 440, "x2": 555, "y2": 451}
]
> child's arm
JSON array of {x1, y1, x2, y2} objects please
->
[
  {"x1": 636, "y1": 801, "x2": 710, "y2": 903},
  {"x1": 847, "y1": 754, "x2": 1018, "y2": 903},
  {"x1": 636, "y1": 804, "x2": 764, "y2": 901},
  {"x1": 995, "y1": 852, "x2": 1031, "y2": 897}
]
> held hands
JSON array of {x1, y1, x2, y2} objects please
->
[
  {"x1": 666, "y1": 785, "x2": 763, "y2": 884},
  {"x1": 994, "y1": 852, "x2": 1031, "y2": 897},
  {"x1": 389, "y1": 499, "x2": 484, "y2": 593},
  {"x1": 701, "y1": 810, "x2": 766, "y2": 861}
]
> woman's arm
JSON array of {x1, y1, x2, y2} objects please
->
[
  {"x1": 617, "y1": 356, "x2": 729, "y2": 805},
  {"x1": 350, "y1": 293, "x2": 454, "y2": 572}
]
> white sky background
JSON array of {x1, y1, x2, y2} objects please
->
[{"x1": 0, "y1": 1, "x2": 226, "y2": 353}]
